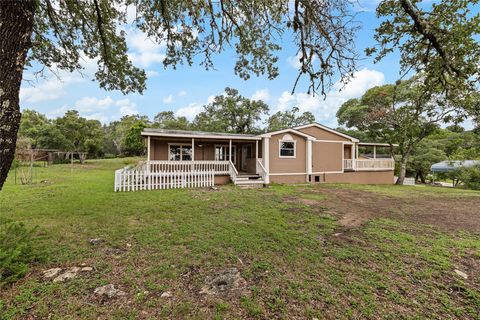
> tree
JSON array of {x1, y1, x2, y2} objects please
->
[
  {"x1": 267, "y1": 107, "x2": 315, "y2": 131},
  {"x1": 54, "y1": 110, "x2": 104, "y2": 157},
  {"x1": 107, "y1": 115, "x2": 150, "y2": 155},
  {"x1": 18, "y1": 110, "x2": 49, "y2": 148},
  {"x1": 368, "y1": 0, "x2": 480, "y2": 101},
  {"x1": 0, "y1": 1, "x2": 359, "y2": 189},
  {"x1": 123, "y1": 121, "x2": 147, "y2": 156},
  {"x1": 193, "y1": 87, "x2": 269, "y2": 134},
  {"x1": 153, "y1": 111, "x2": 191, "y2": 130},
  {"x1": 337, "y1": 77, "x2": 463, "y2": 184},
  {"x1": 407, "y1": 139, "x2": 446, "y2": 183}
]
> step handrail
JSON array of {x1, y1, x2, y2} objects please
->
[{"x1": 228, "y1": 160, "x2": 238, "y2": 183}]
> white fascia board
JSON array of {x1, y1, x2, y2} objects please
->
[{"x1": 294, "y1": 123, "x2": 360, "y2": 142}]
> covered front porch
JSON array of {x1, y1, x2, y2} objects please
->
[
  {"x1": 146, "y1": 135, "x2": 263, "y2": 175},
  {"x1": 112, "y1": 129, "x2": 269, "y2": 191},
  {"x1": 343, "y1": 142, "x2": 396, "y2": 171}
]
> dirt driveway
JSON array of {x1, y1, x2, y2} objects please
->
[{"x1": 306, "y1": 187, "x2": 480, "y2": 233}]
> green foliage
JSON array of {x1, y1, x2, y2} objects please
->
[
  {"x1": 193, "y1": 87, "x2": 269, "y2": 134},
  {"x1": 408, "y1": 139, "x2": 446, "y2": 183},
  {"x1": 0, "y1": 218, "x2": 39, "y2": 287},
  {"x1": 368, "y1": 0, "x2": 480, "y2": 102},
  {"x1": 447, "y1": 165, "x2": 480, "y2": 190},
  {"x1": 123, "y1": 121, "x2": 147, "y2": 156},
  {"x1": 152, "y1": 111, "x2": 190, "y2": 130},
  {"x1": 267, "y1": 106, "x2": 315, "y2": 131}
]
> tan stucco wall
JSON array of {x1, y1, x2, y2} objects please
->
[
  {"x1": 312, "y1": 142, "x2": 343, "y2": 172},
  {"x1": 317, "y1": 171, "x2": 394, "y2": 184},
  {"x1": 270, "y1": 174, "x2": 307, "y2": 184},
  {"x1": 297, "y1": 126, "x2": 351, "y2": 142},
  {"x1": 269, "y1": 132, "x2": 306, "y2": 174}
]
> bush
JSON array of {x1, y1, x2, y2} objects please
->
[
  {"x1": 459, "y1": 165, "x2": 480, "y2": 190},
  {"x1": 0, "y1": 218, "x2": 39, "y2": 286},
  {"x1": 447, "y1": 165, "x2": 480, "y2": 190}
]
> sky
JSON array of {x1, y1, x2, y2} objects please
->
[{"x1": 19, "y1": 1, "x2": 409, "y2": 128}]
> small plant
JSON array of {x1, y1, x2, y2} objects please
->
[{"x1": 0, "y1": 218, "x2": 40, "y2": 287}]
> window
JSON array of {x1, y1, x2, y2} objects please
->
[
  {"x1": 169, "y1": 144, "x2": 192, "y2": 161},
  {"x1": 215, "y1": 145, "x2": 236, "y2": 164},
  {"x1": 279, "y1": 134, "x2": 296, "y2": 158}
]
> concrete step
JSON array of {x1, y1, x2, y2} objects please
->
[{"x1": 234, "y1": 179, "x2": 265, "y2": 188}]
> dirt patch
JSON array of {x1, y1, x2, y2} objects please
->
[{"x1": 287, "y1": 187, "x2": 480, "y2": 233}]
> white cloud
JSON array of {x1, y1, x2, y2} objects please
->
[
  {"x1": 47, "y1": 96, "x2": 138, "y2": 123},
  {"x1": 20, "y1": 73, "x2": 84, "y2": 103},
  {"x1": 175, "y1": 103, "x2": 203, "y2": 120},
  {"x1": 206, "y1": 95, "x2": 216, "y2": 104},
  {"x1": 162, "y1": 94, "x2": 173, "y2": 104},
  {"x1": 251, "y1": 88, "x2": 270, "y2": 102},
  {"x1": 146, "y1": 70, "x2": 159, "y2": 77},
  {"x1": 126, "y1": 28, "x2": 166, "y2": 68},
  {"x1": 178, "y1": 90, "x2": 187, "y2": 97},
  {"x1": 116, "y1": 98, "x2": 138, "y2": 116},
  {"x1": 274, "y1": 68, "x2": 385, "y2": 127},
  {"x1": 74, "y1": 96, "x2": 114, "y2": 113},
  {"x1": 286, "y1": 54, "x2": 302, "y2": 69}
]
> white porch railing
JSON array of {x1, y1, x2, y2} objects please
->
[
  {"x1": 114, "y1": 160, "x2": 235, "y2": 192},
  {"x1": 114, "y1": 166, "x2": 215, "y2": 192},
  {"x1": 228, "y1": 160, "x2": 238, "y2": 183},
  {"x1": 147, "y1": 160, "x2": 230, "y2": 174},
  {"x1": 344, "y1": 158, "x2": 394, "y2": 171},
  {"x1": 256, "y1": 159, "x2": 268, "y2": 181},
  {"x1": 344, "y1": 159, "x2": 354, "y2": 170}
]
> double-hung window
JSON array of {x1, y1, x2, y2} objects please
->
[
  {"x1": 215, "y1": 145, "x2": 236, "y2": 164},
  {"x1": 169, "y1": 144, "x2": 192, "y2": 161},
  {"x1": 279, "y1": 134, "x2": 296, "y2": 158}
]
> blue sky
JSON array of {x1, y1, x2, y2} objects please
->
[{"x1": 20, "y1": 1, "x2": 405, "y2": 128}]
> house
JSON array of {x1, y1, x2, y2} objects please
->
[{"x1": 114, "y1": 123, "x2": 395, "y2": 191}]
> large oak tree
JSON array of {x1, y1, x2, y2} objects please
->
[{"x1": 0, "y1": 0, "x2": 359, "y2": 190}]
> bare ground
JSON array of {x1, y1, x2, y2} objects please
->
[{"x1": 309, "y1": 187, "x2": 480, "y2": 233}]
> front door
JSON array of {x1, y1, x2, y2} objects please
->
[{"x1": 241, "y1": 145, "x2": 250, "y2": 171}]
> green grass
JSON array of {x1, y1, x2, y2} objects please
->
[{"x1": 0, "y1": 158, "x2": 479, "y2": 319}]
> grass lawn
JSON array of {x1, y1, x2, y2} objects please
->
[{"x1": 1, "y1": 158, "x2": 479, "y2": 319}]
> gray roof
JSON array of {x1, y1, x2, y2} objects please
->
[
  {"x1": 431, "y1": 160, "x2": 480, "y2": 173},
  {"x1": 141, "y1": 128, "x2": 261, "y2": 140}
]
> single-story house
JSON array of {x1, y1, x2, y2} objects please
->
[{"x1": 114, "y1": 123, "x2": 395, "y2": 191}]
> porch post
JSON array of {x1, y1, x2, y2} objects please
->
[
  {"x1": 147, "y1": 136, "x2": 151, "y2": 161},
  {"x1": 191, "y1": 138, "x2": 195, "y2": 161},
  {"x1": 229, "y1": 139, "x2": 232, "y2": 163},
  {"x1": 255, "y1": 140, "x2": 259, "y2": 174},
  {"x1": 263, "y1": 137, "x2": 270, "y2": 184},
  {"x1": 373, "y1": 145, "x2": 376, "y2": 159},
  {"x1": 306, "y1": 139, "x2": 312, "y2": 182}
]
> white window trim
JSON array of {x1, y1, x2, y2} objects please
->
[
  {"x1": 168, "y1": 143, "x2": 192, "y2": 161},
  {"x1": 215, "y1": 144, "x2": 237, "y2": 164},
  {"x1": 279, "y1": 139, "x2": 296, "y2": 159}
]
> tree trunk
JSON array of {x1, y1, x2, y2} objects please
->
[
  {"x1": 0, "y1": 1, "x2": 35, "y2": 190},
  {"x1": 396, "y1": 158, "x2": 408, "y2": 185}
]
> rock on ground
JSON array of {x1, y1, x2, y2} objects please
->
[
  {"x1": 89, "y1": 238, "x2": 104, "y2": 245},
  {"x1": 94, "y1": 284, "x2": 126, "y2": 299},
  {"x1": 454, "y1": 269, "x2": 468, "y2": 279},
  {"x1": 200, "y1": 267, "x2": 247, "y2": 296},
  {"x1": 160, "y1": 291, "x2": 173, "y2": 298},
  {"x1": 43, "y1": 266, "x2": 93, "y2": 282},
  {"x1": 43, "y1": 267, "x2": 63, "y2": 279}
]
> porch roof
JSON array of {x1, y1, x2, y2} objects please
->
[
  {"x1": 141, "y1": 128, "x2": 262, "y2": 140},
  {"x1": 358, "y1": 142, "x2": 399, "y2": 147}
]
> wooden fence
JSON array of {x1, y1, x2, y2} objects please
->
[{"x1": 114, "y1": 167, "x2": 215, "y2": 192}]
